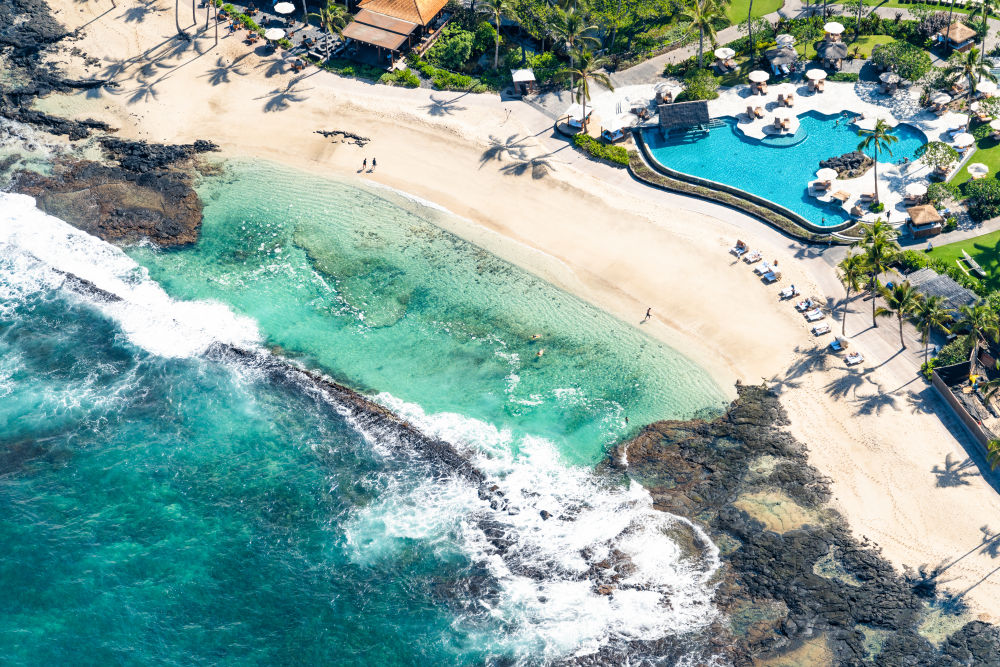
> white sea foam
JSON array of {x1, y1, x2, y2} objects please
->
[
  {"x1": 363, "y1": 393, "x2": 722, "y2": 660},
  {"x1": 0, "y1": 193, "x2": 261, "y2": 357}
]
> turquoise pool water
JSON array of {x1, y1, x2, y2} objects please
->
[{"x1": 642, "y1": 111, "x2": 928, "y2": 227}]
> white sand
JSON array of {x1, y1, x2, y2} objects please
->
[{"x1": 36, "y1": 0, "x2": 1000, "y2": 618}]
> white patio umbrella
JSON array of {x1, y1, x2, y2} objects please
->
[
  {"x1": 264, "y1": 27, "x2": 286, "y2": 40},
  {"x1": 816, "y1": 168, "x2": 839, "y2": 181},
  {"x1": 950, "y1": 113, "x2": 969, "y2": 127},
  {"x1": 273, "y1": 2, "x2": 295, "y2": 14},
  {"x1": 879, "y1": 72, "x2": 900, "y2": 84},
  {"x1": 990, "y1": 118, "x2": 1000, "y2": 131},
  {"x1": 776, "y1": 33, "x2": 795, "y2": 45},
  {"x1": 804, "y1": 69, "x2": 827, "y2": 81},
  {"x1": 824, "y1": 22, "x2": 845, "y2": 35},
  {"x1": 905, "y1": 182, "x2": 928, "y2": 196},
  {"x1": 932, "y1": 92, "x2": 952, "y2": 105},
  {"x1": 968, "y1": 163, "x2": 990, "y2": 177},
  {"x1": 954, "y1": 132, "x2": 975, "y2": 147},
  {"x1": 714, "y1": 47, "x2": 735, "y2": 59},
  {"x1": 748, "y1": 70, "x2": 770, "y2": 82}
]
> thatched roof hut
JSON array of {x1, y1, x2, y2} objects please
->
[
  {"x1": 765, "y1": 47, "x2": 797, "y2": 67},
  {"x1": 906, "y1": 267, "x2": 979, "y2": 310}
]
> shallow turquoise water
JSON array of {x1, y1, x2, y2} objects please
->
[
  {"x1": 1, "y1": 170, "x2": 728, "y2": 664},
  {"x1": 127, "y1": 160, "x2": 727, "y2": 465},
  {"x1": 642, "y1": 111, "x2": 928, "y2": 226}
]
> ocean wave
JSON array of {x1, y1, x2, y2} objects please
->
[{"x1": 0, "y1": 193, "x2": 261, "y2": 358}]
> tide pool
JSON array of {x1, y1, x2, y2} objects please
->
[
  {"x1": 642, "y1": 111, "x2": 928, "y2": 227},
  {"x1": 128, "y1": 160, "x2": 726, "y2": 465}
]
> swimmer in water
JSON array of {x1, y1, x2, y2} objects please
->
[
  {"x1": 536, "y1": 349, "x2": 545, "y2": 358},
  {"x1": 531, "y1": 334, "x2": 542, "y2": 340}
]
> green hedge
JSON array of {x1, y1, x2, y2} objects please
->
[
  {"x1": 827, "y1": 72, "x2": 859, "y2": 82},
  {"x1": 573, "y1": 134, "x2": 629, "y2": 166},
  {"x1": 406, "y1": 54, "x2": 489, "y2": 92},
  {"x1": 379, "y1": 68, "x2": 420, "y2": 88}
]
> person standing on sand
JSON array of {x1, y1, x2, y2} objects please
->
[
  {"x1": 362, "y1": 158, "x2": 367, "y2": 171},
  {"x1": 644, "y1": 308, "x2": 651, "y2": 321},
  {"x1": 372, "y1": 158, "x2": 377, "y2": 172}
]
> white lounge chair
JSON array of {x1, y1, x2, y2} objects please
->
[
  {"x1": 830, "y1": 338, "x2": 844, "y2": 352},
  {"x1": 812, "y1": 323, "x2": 831, "y2": 335},
  {"x1": 846, "y1": 352, "x2": 864, "y2": 366},
  {"x1": 744, "y1": 250, "x2": 762, "y2": 264},
  {"x1": 806, "y1": 308, "x2": 825, "y2": 321},
  {"x1": 754, "y1": 262, "x2": 773, "y2": 275},
  {"x1": 730, "y1": 243, "x2": 748, "y2": 256},
  {"x1": 796, "y1": 298, "x2": 814, "y2": 312},
  {"x1": 779, "y1": 286, "x2": 799, "y2": 299},
  {"x1": 763, "y1": 271, "x2": 781, "y2": 283}
]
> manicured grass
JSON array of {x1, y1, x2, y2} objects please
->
[
  {"x1": 726, "y1": 0, "x2": 783, "y2": 25},
  {"x1": 950, "y1": 124, "x2": 1000, "y2": 188},
  {"x1": 881, "y1": 0, "x2": 976, "y2": 16},
  {"x1": 925, "y1": 228, "x2": 1000, "y2": 290},
  {"x1": 796, "y1": 34, "x2": 895, "y2": 60}
]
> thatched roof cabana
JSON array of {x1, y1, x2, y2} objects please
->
[
  {"x1": 908, "y1": 204, "x2": 944, "y2": 225},
  {"x1": 657, "y1": 101, "x2": 710, "y2": 129},
  {"x1": 818, "y1": 41, "x2": 848, "y2": 61},
  {"x1": 765, "y1": 46, "x2": 797, "y2": 66}
]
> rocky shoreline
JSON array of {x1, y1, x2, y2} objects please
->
[
  {"x1": 595, "y1": 384, "x2": 1000, "y2": 666},
  {"x1": 1, "y1": 0, "x2": 212, "y2": 246}
]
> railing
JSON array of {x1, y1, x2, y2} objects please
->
[{"x1": 631, "y1": 128, "x2": 855, "y2": 236}]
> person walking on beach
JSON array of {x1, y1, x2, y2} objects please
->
[
  {"x1": 371, "y1": 157, "x2": 377, "y2": 172},
  {"x1": 362, "y1": 158, "x2": 367, "y2": 172},
  {"x1": 644, "y1": 308, "x2": 651, "y2": 321}
]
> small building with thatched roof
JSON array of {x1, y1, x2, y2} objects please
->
[
  {"x1": 658, "y1": 101, "x2": 710, "y2": 130},
  {"x1": 817, "y1": 41, "x2": 848, "y2": 70},
  {"x1": 936, "y1": 22, "x2": 977, "y2": 53},
  {"x1": 906, "y1": 267, "x2": 979, "y2": 311},
  {"x1": 907, "y1": 204, "x2": 944, "y2": 238}
]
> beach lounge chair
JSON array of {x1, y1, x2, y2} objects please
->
[
  {"x1": 850, "y1": 205, "x2": 864, "y2": 218},
  {"x1": 730, "y1": 240, "x2": 748, "y2": 256},
  {"x1": 754, "y1": 262, "x2": 772, "y2": 275},
  {"x1": 779, "y1": 286, "x2": 799, "y2": 299},
  {"x1": 796, "y1": 298, "x2": 814, "y2": 311},
  {"x1": 829, "y1": 338, "x2": 845, "y2": 352},
  {"x1": 858, "y1": 192, "x2": 875, "y2": 202},
  {"x1": 806, "y1": 308, "x2": 825, "y2": 321},
  {"x1": 744, "y1": 250, "x2": 762, "y2": 263},
  {"x1": 812, "y1": 323, "x2": 831, "y2": 336},
  {"x1": 763, "y1": 271, "x2": 781, "y2": 283},
  {"x1": 846, "y1": 352, "x2": 864, "y2": 366},
  {"x1": 813, "y1": 180, "x2": 831, "y2": 192},
  {"x1": 780, "y1": 64, "x2": 791, "y2": 75}
]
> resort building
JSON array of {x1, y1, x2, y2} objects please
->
[
  {"x1": 341, "y1": 0, "x2": 450, "y2": 63},
  {"x1": 936, "y1": 22, "x2": 977, "y2": 53}
]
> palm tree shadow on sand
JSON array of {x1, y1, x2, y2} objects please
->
[
  {"x1": 120, "y1": 0, "x2": 162, "y2": 23},
  {"x1": 421, "y1": 93, "x2": 469, "y2": 117},
  {"x1": 480, "y1": 134, "x2": 531, "y2": 165},
  {"x1": 500, "y1": 154, "x2": 555, "y2": 179},
  {"x1": 256, "y1": 77, "x2": 313, "y2": 112},
  {"x1": 202, "y1": 54, "x2": 250, "y2": 86},
  {"x1": 931, "y1": 453, "x2": 978, "y2": 488}
]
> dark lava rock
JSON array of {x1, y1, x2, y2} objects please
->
[
  {"x1": 99, "y1": 137, "x2": 219, "y2": 172},
  {"x1": 0, "y1": 106, "x2": 111, "y2": 140},
  {"x1": 11, "y1": 159, "x2": 203, "y2": 246},
  {"x1": 819, "y1": 151, "x2": 874, "y2": 179},
  {"x1": 601, "y1": 384, "x2": 1000, "y2": 665}
]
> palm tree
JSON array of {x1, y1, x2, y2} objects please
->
[
  {"x1": 913, "y1": 294, "x2": 953, "y2": 367},
  {"x1": 480, "y1": 0, "x2": 516, "y2": 69},
  {"x1": 851, "y1": 220, "x2": 899, "y2": 327},
  {"x1": 175, "y1": 0, "x2": 188, "y2": 38},
  {"x1": 837, "y1": 253, "x2": 866, "y2": 335},
  {"x1": 988, "y1": 439, "x2": 1000, "y2": 469},
  {"x1": 876, "y1": 281, "x2": 921, "y2": 348},
  {"x1": 308, "y1": 2, "x2": 348, "y2": 59},
  {"x1": 857, "y1": 119, "x2": 898, "y2": 204},
  {"x1": 556, "y1": 50, "x2": 613, "y2": 132},
  {"x1": 959, "y1": 303, "x2": 1000, "y2": 374},
  {"x1": 552, "y1": 5, "x2": 600, "y2": 60},
  {"x1": 944, "y1": 47, "x2": 998, "y2": 96},
  {"x1": 679, "y1": 0, "x2": 728, "y2": 69}
]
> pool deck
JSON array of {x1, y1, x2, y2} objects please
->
[{"x1": 581, "y1": 80, "x2": 974, "y2": 226}]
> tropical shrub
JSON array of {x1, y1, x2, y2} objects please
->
[
  {"x1": 827, "y1": 72, "x2": 859, "y2": 82},
  {"x1": 963, "y1": 178, "x2": 1000, "y2": 221},
  {"x1": 916, "y1": 141, "x2": 960, "y2": 171},
  {"x1": 926, "y1": 181, "x2": 960, "y2": 204},
  {"x1": 870, "y1": 41, "x2": 932, "y2": 81},
  {"x1": 870, "y1": 201, "x2": 885, "y2": 212},
  {"x1": 473, "y1": 21, "x2": 497, "y2": 55},
  {"x1": 573, "y1": 134, "x2": 629, "y2": 166},
  {"x1": 427, "y1": 25, "x2": 475, "y2": 70},
  {"x1": 525, "y1": 51, "x2": 561, "y2": 83},
  {"x1": 917, "y1": 11, "x2": 951, "y2": 39},
  {"x1": 682, "y1": 68, "x2": 719, "y2": 101},
  {"x1": 379, "y1": 68, "x2": 421, "y2": 87}
]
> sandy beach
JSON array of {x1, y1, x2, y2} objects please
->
[{"x1": 33, "y1": 0, "x2": 1000, "y2": 619}]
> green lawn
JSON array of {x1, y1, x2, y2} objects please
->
[
  {"x1": 795, "y1": 34, "x2": 895, "y2": 60},
  {"x1": 881, "y1": 0, "x2": 977, "y2": 16},
  {"x1": 726, "y1": 0, "x2": 783, "y2": 25},
  {"x1": 950, "y1": 124, "x2": 1000, "y2": 187},
  {"x1": 925, "y1": 229, "x2": 1000, "y2": 290}
]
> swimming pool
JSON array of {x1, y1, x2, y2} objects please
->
[{"x1": 641, "y1": 111, "x2": 928, "y2": 227}]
